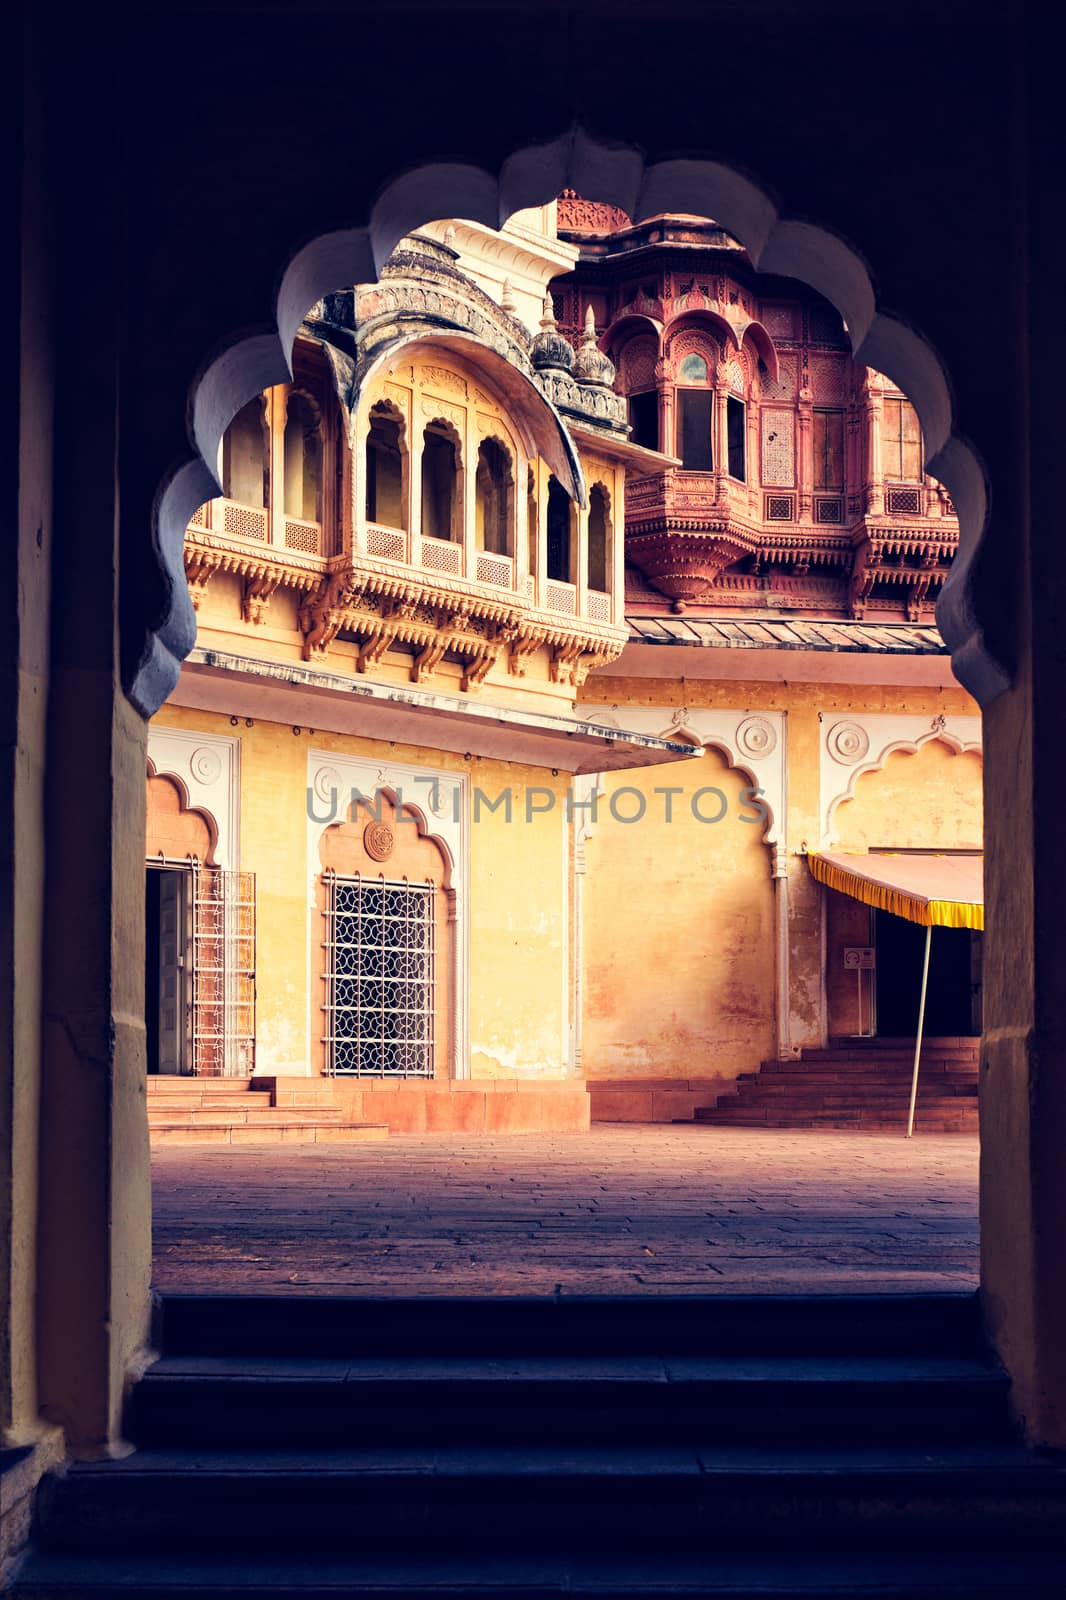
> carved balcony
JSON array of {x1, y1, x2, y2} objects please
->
[{"x1": 184, "y1": 504, "x2": 626, "y2": 693}]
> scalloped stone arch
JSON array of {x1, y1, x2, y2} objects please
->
[
  {"x1": 144, "y1": 760, "x2": 220, "y2": 866},
  {"x1": 318, "y1": 783, "x2": 456, "y2": 892},
  {"x1": 824, "y1": 726, "x2": 983, "y2": 845},
  {"x1": 138, "y1": 130, "x2": 998, "y2": 717},
  {"x1": 576, "y1": 706, "x2": 783, "y2": 851}
]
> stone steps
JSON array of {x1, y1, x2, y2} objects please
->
[
  {"x1": 14, "y1": 1292, "x2": 1066, "y2": 1597},
  {"x1": 689, "y1": 1041, "x2": 979, "y2": 1133},
  {"x1": 17, "y1": 1548, "x2": 1066, "y2": 1598},
  {"x1": 145, "y1": 1075, "x2": 388, "y2": 1145}
]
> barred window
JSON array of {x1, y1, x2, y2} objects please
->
[
  {"x1": 813, "y1": 409, "x2": 845, "y2": 491},
  {"x1": 883, "y1": 397, "x2": 922, "y2": 483},
  {"x1": 323, "y1": 874, "x2": 435, "y2": 1077}
]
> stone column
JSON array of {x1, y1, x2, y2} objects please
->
[
  {"x1": 33, "y1": 86, "x2": 152, "y2": 1461},
  {"x1": 655, "y1": 361, "x2": 673, "y2": 459},
  {"x1": 865, "y1": 379, "x2": 885, "y2": 516},
  {"x1": 796, "y1": 388, "x2": 813, "y2": 523}
]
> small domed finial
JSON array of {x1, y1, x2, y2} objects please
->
[
  {"x1": 572, "y1": 303, "x2": 616, "y2": 389},
  {"x1": 501, "y1": 277, "x2": 516, "y2": 312},
  {"x1": 443, "y1": 225, "x2": 456, "y2": 247},
  {"x1": 530, "y1": 291, "x2": 574, "y2": 374}
]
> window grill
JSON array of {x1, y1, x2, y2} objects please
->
[
  {"x1": 322, "y1": 872, "x2": 435, "y2": 1078},
  {"x1": 886, "y1": 485, "x2": 923, "y2": 516},
  {"x1": 189, "y1": 866, "x2": 256, "y2": 1077},
  {"x1": 815, "y1": 495, "x2": 845, "y2": 524},
  {"x1": 765, "y1": 494, "x2": 795, "y2": 522}
]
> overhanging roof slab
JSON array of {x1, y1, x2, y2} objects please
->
[{"x1": 177, "y1": 650, "x2": 702, "y2": 775}]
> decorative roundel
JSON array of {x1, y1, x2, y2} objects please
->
[
  {"x1": 827, "y1": 721, "x2": 871, "y2": 765},
  {"x1": 736, "y1": 716, "x2": 777, "y2": 759},
  {"x1": 363, "y1": 821, "x2": 395, "y2": 862},
  {"x1": 427, "y1": 781, "x2": 452, "y2": 819},
  {"x1": 189, "y1": 746, "x2": 223, "y2": 785},
  {"x1": 312, "y1": 765, "x2": 343, "y2": 807}
]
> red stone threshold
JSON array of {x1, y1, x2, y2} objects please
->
[
  {"x1": 588, "y1": 1078, "x2": 737, "y2": 1124},
  {"x1": 326, "y1": 1076, "x2": 590, "y2": 1136}
]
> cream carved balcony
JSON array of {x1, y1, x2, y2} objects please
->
[
  {"x1": 296, "y1": 508, "x2": 624, "y2": 690},
  {"x1": 185, "y1": 501, "x2": 624, "y2": 693}
]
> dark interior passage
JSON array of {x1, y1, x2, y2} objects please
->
[{"x1": 875, "y1": 910, "x2": 980, "y2": 1037}]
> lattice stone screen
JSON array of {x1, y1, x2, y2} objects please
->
[
  {"x1": 190, "y1": 867, "x2": 256, "y2": 1077},
  {"x1": 322, "y1": 873, "x2": 436, "y2": 1078},
  {"x1": 761, "y1": 408, "x2": 795, "y2": 487}
]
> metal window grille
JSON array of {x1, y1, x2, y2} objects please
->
[
  {"x1": 322, "y1": 872, "x2": 435, "y2": 1078},
  {"x1": 190, "y1": 866, "x2": 256, "y2": 1077}
]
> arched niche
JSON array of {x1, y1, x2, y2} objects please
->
[{"x1": 144, "y1": 763, "x2": 219, "y2": 866}]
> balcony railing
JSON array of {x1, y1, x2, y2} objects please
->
[
  {"x1": 420, "y1": 534, "x2": 463, "y2": 576},
  {"x1": 475, "y1": 551, "x2": 514, "y2": 589},
  {"x1": 218, "y1": 498, "x2": 269, "y2": 542},
  {"x1": 365, "y1": 521, "x2": 409, "y2": 562},
  {"x1": 185, "y1": 502, "x2": 621, "y2": 630},
  {"x1": 284, "y1": 516, "x2": 323, "y2": 555},
  {"x1": 545, "y1": 580, "x2": 577, "y2": 616}
]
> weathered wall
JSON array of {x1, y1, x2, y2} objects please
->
[
  {"x1": 149, "y1": 703, "x2": 569, "y2": 1080},
  {"x1": 579, "y1": 676, "x2": 981, "y2": 1082},
  {"x1": 833, "y1": 740, "x2": 983, "y2": 851},
  {"x1": 582, "y1": 746, "x2": 774, "y2": 1081}
]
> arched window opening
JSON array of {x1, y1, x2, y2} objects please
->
[
  {"x1": 726, "y1": 395, "x2": 746, "y2": 482},
  {"x1": 675, "y1": 346, "x2": 714, "y2": 472},
  {"x1": 366, "y1": 404, "x2": 407, "y2": 529},
  {"x1": 883, "y1": 396, "x2": 923, "y2": 482},
  {"x1": 475, "y1": 438, "x2": 513, "y2": 556},
  {"x1": 421, "y1": 422, "x2": 460, "y2": 542},
  {"x1": 679, "y1": 390, "x2": 713, "y2": 471},
  {"x1": 283, "y1": 391, "x2": 322, "y2": 522},
  {"x1": 588, "y1": 484, "x2": 610, "y2": 593},
  {"x1": 628, "y1": 390, "x2": 659, "y2": 451},
  {"x1": 546, "y1": 475, "x2": 574, "y2": 583},
  {"x1": 222, "y1": 397, "x2": 269, "y2": 508}
]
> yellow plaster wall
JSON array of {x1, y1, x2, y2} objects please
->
[
  {"x1": 580, "y1": 674, "x2": 980, "y2": 1062},
  {"x1": 149, "y1": 703, "x2": 568, "y2": 1079},
  {"x1": 582, "y1": 747, "x2": 775, "y2": 1081},
  {"x1": 832, "y1": 739, "x2": 983, "y2": 850}
]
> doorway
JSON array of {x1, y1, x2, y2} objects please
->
[
  {"x1": 874, "y1": 909, "x2": 982, "y2": 1037},
  {"x1": 145, "y1": 864, "x2": 191, "y2": 1074}
]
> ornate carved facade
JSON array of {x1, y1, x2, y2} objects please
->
[
  {"x1": 553, "y1": 209, "x2": 959, "y2": 621},
  {"x1": 183, "y1": 232, "x2": 673, "y2": 702}
]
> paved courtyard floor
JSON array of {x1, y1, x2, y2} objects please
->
[{"x1": 152, "y1": 1125, "x2": 979, "y2": 1296}]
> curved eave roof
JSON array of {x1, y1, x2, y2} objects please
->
[{"x1": 356, "y1": 326, "x2": 587, "y2": 508}]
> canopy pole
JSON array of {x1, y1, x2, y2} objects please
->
[{"x1": 906, "y1": 925, "x2": 933, "y2": 1139}]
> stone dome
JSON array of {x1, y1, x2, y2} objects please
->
[
  {"x1": 529, "y1": 293, "x2": 575, "y2": 373},
  {"x1": 572, "y1": 305, "x2": 616, "y2": 388}
]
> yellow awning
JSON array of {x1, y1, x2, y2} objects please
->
[{"x1": 807, "y1": 850, "x2": 984, "y2": 931}]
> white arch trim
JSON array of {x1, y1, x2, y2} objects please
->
[
  {"x1": 576, "y1": 705, "x2": 785, "y2": 853},
  {"x1": 819, "y1": 711, "x2": 982, "y2": 846},
  {"x1": 145, "y1": 727, "x2": 240, "y2": 872},
  {"x1": 138, "y1": 129, "x2": 1000, "y2": 718}
]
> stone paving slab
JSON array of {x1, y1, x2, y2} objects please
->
[{"x1": 152, "y1": 1125, "x2": 979, "y2": 1296}]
